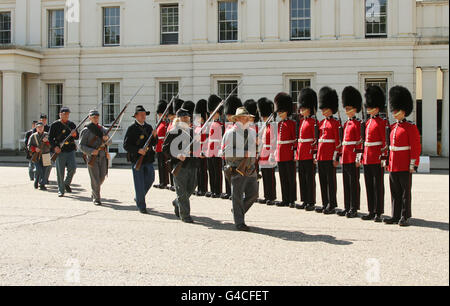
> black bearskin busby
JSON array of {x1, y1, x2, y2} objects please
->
[
  {"x1": 274, "y1": 92, "x2": 293, "y2": 115},
  {"x1": 224, "y1": 96, "x2": 243, "y2": 116},
  {"x1": 156, "y1": 100, "x2": 167, "y2": 114},
  {"x1": 244, "y1": 99, "x2": 259, "y2": 122},
  {"x1": 257, "y1": 97, "x2": 274, "y2": 118},
  {"x1": 181, "y1": 100, "x2": 195, "y2": 117},
  {"x1": 207, "y1": 94, "x2": 223, "y2": 114},
  {"x1": 318, "y1": 86, "x2": 339, "y2": 114},
  {"x1": 364, "y1": 85, "x2": 386, "y2": 111},
  {"x1": 389, "y1": 85, "x2": 414, "y2": 117},
  {"x1": 342, "y1": 86, "x2": 362, "y2": 113},
  {"x1": 194, "y1": 99, "x2": 208, "y2": 121},
  {"x1": 298, "y1": 88, "x2": 318, "y2": 114}
]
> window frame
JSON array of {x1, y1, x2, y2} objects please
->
[
  {"x1": 160, "y1": 3, "x2": 179, "y2": 45},
  {"x1": 289, "y1": 0, "x2": 312, "y2": 41},
  {"x1": 47, "y1": 83, "x2": 64, "y2": 123},
  {"x1": 101, "y1": 82, "x2": 121, "y2": 126},
  {"x1": 0, "y1": 11, "x2": 12, "y2": 44},
  {"x1": 217, "y1": 80, "x2": 239, "y2": 100},
  {"x1": 364, "y1": 0, "x2": 388, "y2": 38},
  {"x1": 103, "y1": 6, "x2": 121, "y2": 47},
  {"x1": 159, "y1": 80, "x2": 180, "y2": 102},
  {"x1": 48, "y1": 9, "x2": 65, "y2": 48},
  {"x1": 218, "y1": 0, "x2": 238, "y2": 43}
]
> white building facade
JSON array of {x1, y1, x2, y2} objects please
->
[{"x1": 0, "y1": 0, "x2": 448, "y2": 155}]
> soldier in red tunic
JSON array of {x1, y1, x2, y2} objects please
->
[
  {"x1": 361, "y1": 86, "x2": 388, "y2": 222},
  {"x1": 274, "y1": 93, "x2": 297, "y2": 208},
  {"x1": 383, "y1": 86, "x2": 421, "y2": 227},
  {"x1": 257, "y1": 97, "x2": 277, "y2": 205},
  {"x1": 315, "y1": 87, "x2": 341, "y2": 214},
  {"x1": 193, "y1": 99, "x2": 209, "y2": 197},
  {"x1": 338, "y1": 86, "x2": 363, "y2": 218},
  {"x1": 295, "y1": 88, "x2": 318, "y2": 211},
  {"x1": 154, "y1": 100, "x2": 169, "y2": 189}
]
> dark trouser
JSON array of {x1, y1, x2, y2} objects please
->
[
  {"x1": 173, "y1": 166, "x2": 198, "y2": 220},
  {"x1": 278, "y1": 160, "x2": 297, "y2": 203},
  {"x1": 55, "y1": 151, "x2": 77, "y2": 194},
  {"x1": 261, "y1": 167, "x2": 276, "y2": 201},
  {"x1": 224, "y1": 172, "x2": 231, "y2": 195},
  {"x1": 389, "y1": 171, "x2": 412, "y2": 220},
  {"x1": 88, "y1": 155, "x2": 108, "y2": 201},
  {"x1": 43, "y1": 164, "x2": 52, "y2": 185},
  {"x1": 197, "y1": 158, "x2": 208, "y2": 193},
  {"x1": 28, "y1": 161, "x2": 35, "y2": 180},
  {"x1": 207, "y1": 157, "x2": 223, "y2": 195},
  {"x1": 156, "y1": 152, "x2": 169, "y2": 186},
  {"x1": 131, "y1": 162, "x2": 155, "y2": 210},
  {"x1": 231, "y1": 174, "x2": 259, "y2": 226},
  {"x1": 34, "y1": 160, "x2": 49, "y2": 186},
  {"x1": 363, "y1": 164, "x2": 385, "y2": 215},
  {"x1": 317, "y1": 160, "x2": 337, "y2": 209},
  {"x1": 297, "y1": 159, "x2": 316, "y2": 205},
  {"x1": 342, "y1": 163, "x2": 360, "y2": 211}
]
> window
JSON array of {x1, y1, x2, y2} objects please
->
[
  {"x1": 103, "y1": 7, "x2": 120, "y2": 46},
  {"x1": 160, "y1": 4, "x2": 179, "y2": 45},
  {"x1": 0, "y1": 12, "x2": 11, "y2": 44},
  {"x1": 218, "y1": 1, "x2": 238, "y2": 42},
  {"x1": 48, "y1": 84, "x2": 63, "y2": 123},
  {"x1": 365, "y1": 0, "x2": 387, "y2": 38},
  {"x1": 365, "y1": 78, "x2": 388, "y2": 116},
  {"x1": 160, "y1": 81, "x2": 179, "y2": 102},
  {"x1": 290, "y1": 79, "x2": 311, "y2": 103},
  {"x1": 290, "y1": 0, "x2": 311, "y2": 40},
  {"x1": 102, "y1": 83, "x2": 120, "y2": 125},
  {"x1": 48, "y1": 10, "x2": 64, "y2": 48},
  {"x1": 218, "y1": 80, "x2": 238, "y2": 100}
]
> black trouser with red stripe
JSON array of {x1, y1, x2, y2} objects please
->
[
  {"x1": 389, "y1": 171, "x2": 412, "y2": 220},
  {"x1": 317, "y1": 160, "x2": 337, "y2": 209},
  {"x1": 197, "y1": 158, "x2": 208, "y2": 193},
  {"x1": 261, "y1": 167, "x2": 276, "y2": 201},
  {"x1": 278, "y1": 160, "x2": 297, "y2": 204},
  {"x1": 298, "y1": 159, "x2": 316, "y2": 205},
  {"x1": 342, "y1": 163, "x2": 360, "y2": 211},
  {"x1": 156, "y1": 152, "x2": 169, "y2": 187},
  {"x1": 363, "y1": 164, "x2": 385, "y2": 215},
  {"x1": 207, "y1": 157, "x2": 223, "y2": 195}
]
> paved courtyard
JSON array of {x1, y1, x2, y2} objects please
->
[{"x1": 0, "y1": 165, "x2": 448, "y2": 286}]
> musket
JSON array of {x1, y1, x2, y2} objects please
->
[
  {"x1": 31, "y1": 134, "x2": 47, "y2": 163},
  {"x1": 88, "y1": 84, "x2": 145, "y2": 167},
  {"x1": 381, "y1": 97, "x2": 391, "y2": 167},
  {"x1": 134, "y1": 84, "x2": 184, "y2": 171},
  {"x1": 355, "y1": 102, "x2": 367, "y2": 154},
  {"x1": 171, "y1": 80, "x2": 242, "y2": 177}
]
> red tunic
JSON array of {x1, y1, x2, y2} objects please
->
[
  {"x1": 362, "y1": 115, "x2": 388, "y2": 165},
  {"x1": 317, "y1": 117, "x2": 341, "y2": 161},
  {"x1": 193, "y1": 124, "x2": 208, "y2": 158},
  {"x1": 259, "y1": 123, "x2": 275, "y2": 164},
  {"x1": 206, "y1": 120, "x2": 224, "y2": 158},
  {"x1": 276, "y1": 119, "x2": 296, "y2": 162},
  {"x1": 388, "y1": 120, "x2": 421, "y2": 172},
  {"x1": 340, "y1": 118, "x2": 362, "y2": 164},
  {"x1": 295, "y1": 116, "x2": 316, "y2": 161},
  {"x1": 155, "y1": 121, "x2": 168, "y2": 153}
]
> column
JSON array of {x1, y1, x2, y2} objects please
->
[
  {"x1": 264, "y1": 0, "x2": 279, "y2": 41},
  {"x1": 192, "y1": 0, "x2": 208, "y2": 44},
  {"x1": 421, "y1": 67, "x2": 438, "y2": 156},
  {"x1": 15, "y1": 0, "x2": 27, "y2": 45},
  {"x1": 397, "y1": 0, "x2": 416, "y2": 38},
  {"x1": 339, "y1": 0, "x2": 354, "y2": 39},
  {"x1": 246, "y1": 0, "x2": 261, "y2": 42},
  {"x1": 320, "y1": 0, "x2": 336, "y2": 39},
  {"x1": 28, "y1": 0, "x2": 42, "y2": 47},
  {"x1": 26, "y1": 74, "x2": 41, "y2": 127},
  {"x1": 2, "y1": 71, "x2": 22, "y2": 150},
  {"x1": 441, "y1": 69, "x2": 449, "y2": 157}
]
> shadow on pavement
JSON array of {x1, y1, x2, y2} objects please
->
[{"x1": 410, "y1": 218, "x2": 449, "y2": 231}]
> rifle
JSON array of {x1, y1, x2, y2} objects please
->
[
  {"x1": 355, "y1": 103, "x2": 367, "y2": 154},
  {"x1": 31, "y1": 134, "x2": 47, "y2": 163},
  {"x1": 134, "y1": 85, "x2": 184, "y2": 171},
  {"x1": 88, "y1": 84, "x2": 145, "y2": 167},
  {"x1": 380, "y1": 100, "x2": 391, "y2": 167},
  {"x1": 172, "y1": 80, "x2": 242, "y2": 177}
]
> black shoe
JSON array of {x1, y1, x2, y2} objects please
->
[
  {"x1": 266, "y1": 200, "x2": 275, "y2": 206},
  {"x1": 297, "y1": 203, "x2": 307, "y2": 209},
  {"x1": 93, "y1": 200, "x2": 102, "y2": 206},
  {"x1": 65, "y1": 184, "x2": 72, "y2": 193},
  {"x1": 182, "y1": 217, "x2": 194, "y2": 223},
  {"x1": 58, "y1": 192, "x2": 64, "y2": 197},
  {"x1": 323, "y1": 208, "x2": 336, "y2": 215},
  {"x1": 289, "y1": 203, "x2": 296, "y2": 208},
  {"x1": 139, "y1": 208, "x2": 148, "y2": 214},
  {"x1": 34, "y1": 180, "x2": 39, "y2": 189},
  {"x1": 315, "y1": 206, "x2": 325, "y2": 213},
  {"x1": 236, "y1": 224, "x2": 250, "y2": 231},
  {"x1": 337, "y1": 210, "x2": 348, "y2": 216},
  {"x1": 346, "y1": 210, "x2": 358, "y2": 218},
  {"x1": 166, "y1": 185, "x2": 172, "y2": 190},
  {"x1": 305, "y1": 204, "x2": 316, "y2": 211},
  {"x1": 220, "y1": 193, "x2": 230, "y2": 199},
  {"x1": 276, "y1": 201, "x2": 286, "y2": 207},
  {"x1": 374, "y1": 215, "x2": 382, "y2": 223},
  {"x1": 383, "y1": 217, "x2": 399, "y2": 224},
  {"x1": 229, "y1": 196, "x2": 232, "y2": 200},
  {"x1": 39, "y1": 185, "x2": 47, "y2": 191},
  {"x1": 361, "y1": 213, "x2": 375, "y2": 221},
  {"x1": 153, "y1": 184, "x2": 161, "y2": 189},
  {"x1": 205, "y1": 192, "x2": 212, "y2": 198},
  {"x1": 197, "y1": 191, "x2": 206, "y2": 197},
  {"x1": 170, "y1": 186, "x2": 176, "y2": 192},
  {"x1": 257, "y1": 198, "x2": 266, "y2": 204},
  {"x1": 211, "y1": 193, "x2": 220, "y2": 198},
  {"x1": 398, "y1": 217, "x2": 409, "y2": 227}
]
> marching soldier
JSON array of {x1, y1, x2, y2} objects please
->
[
  {"x1": 79, "y1": 110, "x2": 111, "y2": 206},
  {"x1": 193, "y1": 99, "x2": 209, "y2": 197},
  {"x1": 315, "y1": 87, "x2": 341, "y2": 214},
  {"x1": 274, "y1": 93, "x2": 297, "y2": 208},
  {"x1": 166, "y1": 99, "x2": 185, "y2": 192},
  {"x1": 205, "y1": 95, "x2": 224, "y2": 198},
  {"x1": 154, "y1": 100, "x2": 170, "y2": 190},
  {"x1": 222, "y1": 107, "x2": 259, "y2": 231},
  {"x1": 35, "y1": 114, "x2": 52, "y2": 185},
  {"x1": 25, "y1": 120, "x2": 38, "y2": 181},
  {"x1": 338, "y1": 86, "x2": 363, "y2": 218},
  {"x1": 295, "y1": 88, "x2": 318, "y2": 211},
  {"x1": 48, "y1": 107, "x2": 79, "y2": 197},
  {"x1": 383, "y1": 86, "x2": 421, "y2": 227},
  {"x1": 257, "y1": 97, "x2": 277, "y2": 206},
  {"x1": 123, "y1": 105, "x2": 157, "y2": 214},
  {"x1": 361, "y1": 86, "x2": 388, "y2": 222},
  {"x1": 28, "y1": 122, "x2": 51, "y2": 190}
]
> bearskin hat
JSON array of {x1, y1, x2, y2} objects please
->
[
  {"x1": 257, "y1": 97, "x2": 274, "y2": 118},
  {"x1": 342, "y1": 86, "x2": 362, "y2": 113},
  {"x1": 364, "y1": 85, "x2": 386, "y2": 111},
  {"x1": 244, "y1": 99, "x2": 259, "y2": 122},
  {"x1": 208, "y1": 94, "x2": 223, "y2": 114},
  {"x1": 298, "y1": 88, "x2": 318, "y2": 114},
  {"x1": 318, "y1": 87, "x2": 339, "y2": 114},
  {"x1": 156, "y1": 100, "x2": 167, "y2": 114},
  {"x1": 194, "y1": 99, "x2": 208, "y2": 121},
  {"x1": 181, "y1": 100, "x2": 195, "y2": 117},
  {"x1": 224, "y1": 95, "x2": 243, "y2": 116},
  {"x1": 389, "y1": 85, "x2": 414, "y2": 117},
  {"x1": 274, "y1": 92, "x2": 293, "y2": 115}
]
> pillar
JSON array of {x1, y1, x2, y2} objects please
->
[
  {"x1": 192, "y1": 0, "x2": 208, "y2": 44},
  {"x1": 246, "y1": 0, "x2": 261, "y2": 42},
  {"x1": 15, "y1": 0, "x2": 27, "y2": 45},
  {"x1": 264, "y1": 0, "x2": 279, "y2": 41},
  {"x1": 442, "y1": 69, "x2": 449, "y2": 157},
  {"x1": 421, "y1": 66, "x2": 438, "y2": 156},
  {"x1": 339, "y1": 0, "x2": 355, "y2": 39},
  {"x1": 2, "y1": 71, "x2": 23, "y2": 149}
]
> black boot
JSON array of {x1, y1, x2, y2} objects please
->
[
  {"x1": 398, "y1": 217, "x2": 409, "y2": 227},
  {"x1": 337, "y1": 209, "x2": 348, "y2": 216},
  {"x1": 383, "y1": 217, "x2": 399, "y2": 224},
  {"x1": 346, "y1": 210, "x2": 358, "y2": 218},
  {"x1": 361, "y1": 213, "x2": 375, "y2": 221}
]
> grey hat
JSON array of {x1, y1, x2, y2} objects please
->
[
  {"x1": 89, "y1": 109, "x2": 100, "y2": 116},
  {"x1": 35, "y1": 122, "x2": 44, "y2": 127},
  {"x1": 60, "y1": 107, "x2": 71, "y2": 113}
]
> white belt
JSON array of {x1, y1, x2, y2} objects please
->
[
  {"x1": 390, "y1": 145, "x2": 411, "y2": 151},
  {"x1": 298, "y1": 138, "x2": 314, "y2": 143},
  {"x1": 278, "y1": 140, "x2": 296, "y2": 145},
  {"x1": 319, "y1": 139, "x2": 335, "y2": 143},
  {"x1": 263, "y1": 144, "x2": 271, "y2": 148},
  {"x1": 342, "y1": 141, "x2": 358, "y2": 146},
  {"x1": 200, "y1": 141, "x2": 207, "y2": 144},
  {"x1": 158, "y1": 137, "x2": 165, "y2": 140},
  {"x1": 365, "y1": 141, "x2": 382, "y2": 147},
  {"x1": 209, "y1": 139, "x2": 221, "y2": 143}
]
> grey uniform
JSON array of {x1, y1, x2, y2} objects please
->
[{"x1": 79, "y1": 123, "x2": 111, "y2": 201}]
